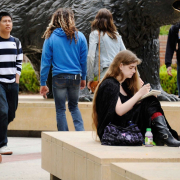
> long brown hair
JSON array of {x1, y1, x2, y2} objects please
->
[
  {"x1": 91, "y1": 8, "x2": 118, "y2": 39},
  {"x1": 92, "y1": 50, "x2": 142, "y2": 132},
  {"x1": 42, "y1": 8, "x2": 78, "y2": 43}
]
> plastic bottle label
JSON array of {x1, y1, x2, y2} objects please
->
[{"x1": 145, "y1": 136, "x2": 153, "y2": 145}]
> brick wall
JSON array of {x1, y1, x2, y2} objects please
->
[{"x1": 159, "y1": 35, "x2": 177, "y2": 66}]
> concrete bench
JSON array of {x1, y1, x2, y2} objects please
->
[
  {"x1": 111, "y1": 162, "x2": 180, "y2": 180},
  {"x1": 8, "y1": 95, "x2": 180, "y2": 136},
  {"x1": 8, "y1": 96, "x2": 92, "y2": 132},
  {"x1": 41, "y1": 131, "x2": 180, "y2": 180}
]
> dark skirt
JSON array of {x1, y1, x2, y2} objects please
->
[{"x1": 112, "y1": 96, "x2": 179, "y2": 140}]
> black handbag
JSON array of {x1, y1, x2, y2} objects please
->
[{"x1": 101, "y1": 123, "x2": 144, "y2": 146}]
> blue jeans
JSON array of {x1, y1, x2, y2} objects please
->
[
  {"x1": 177, "y1": 66, "x2": 180, "y2": 96},
  {"x1": 52, "y1": 74, "x2": 84, "y2": 131},
  {"x1": 0, "y1": 82, "x2": 19, "y2": 148}
]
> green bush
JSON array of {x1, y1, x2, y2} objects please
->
[
  {"x1": 19, "y1": 63, "x2": 178, "y2": 94},
  {"x1": 19, "y1": 63, "x2": 40, "y2": 93},
  {"x1": 159, "y1": 65, "x2": 178, "y2": 94},
  {"x1": 159, "y1": 25, "x2": 171, "y2": 35}
]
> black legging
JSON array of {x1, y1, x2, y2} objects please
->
[{"x1": 132, "y1": 96, "x2": 179, "y2": 139}]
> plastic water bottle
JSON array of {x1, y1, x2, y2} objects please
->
[{"x1": 145, "y1": 128, "x2": 153, "y2": 147}]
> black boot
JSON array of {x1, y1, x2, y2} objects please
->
[{"x1": 152, "y1": 116, "x2": 180, "y2": 147}]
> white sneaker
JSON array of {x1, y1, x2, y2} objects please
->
[{"x1": 0, "y1": 146, "x2": 13, "y2": 155}]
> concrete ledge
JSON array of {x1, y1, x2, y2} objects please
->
[
  {"x1": 160, "y1": 101, "x2": 180, "y2": 135},
  {"x1": 8, "y1": 96, "x2": 180, "y2": 136},
  {"x1": 9, "y1": 95, "x2": 92, "y2": 131},
  {"x1": 41, "y1": 131, "x2": 180, "y2": 180},
  {"x1": 111, "y1": 162, "x2": 180, "y2": 180}
]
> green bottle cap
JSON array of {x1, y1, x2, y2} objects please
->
[{"x1": 146, "y1": 128, "x2": 151, "y2": 131}]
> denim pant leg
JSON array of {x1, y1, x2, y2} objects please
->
[
  {"x1": 7, "y1": 83, "x2": 19, "y2": 123},
  {"x1": 52, "y1": 77, "x2": 69, "y2": 131},
  {"x1": 67, "y1": 79, "x2": 84, "y2": 131},
  {"x1": 177, "y1": 65, "x2": 180, "y2": 96},
  {"x1": 0, "y1": 84, "x2": 8, "y2": 148}
]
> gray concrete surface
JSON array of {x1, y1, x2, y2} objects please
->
[{"x1": 0, "y1": 137, "x2": 49, "y2": 180}]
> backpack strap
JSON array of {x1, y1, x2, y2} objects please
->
[{"x1": 14, "y1": 37, "x2": 20, "y2": 55}]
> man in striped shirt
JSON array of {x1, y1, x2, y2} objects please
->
[{"x1": 0, "y1": 12, "x2": 23, "y2": 155}]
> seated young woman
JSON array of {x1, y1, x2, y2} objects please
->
[{"x1": 92, "y1": 50, "x2": 180, "y2": 147}]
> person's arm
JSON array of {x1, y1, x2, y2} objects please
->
[
  {"x1": 40, "y1": 39, "x2": 52, "y2": 86},
  {"x1": 79, "y1": 34, "x2": 88, "y2": 89},
  {"x1": 40, "y1": 39, "x2": 52, "y2": 98},
  {"x1": 87, "y1": 31, "x2": 99, "y2": 82},
  {"x1": 115, "y1": 84, "x2": 150, "y2": 116},
  {"x1": 165, "y1": 26, "x2": 177, "y2": 70},
  {"x1": 80, "y1": 33, "x2": 88, "y2": 82},
  {"x1": 15, "y1": 41, "x2": 23, "y2": 83}
]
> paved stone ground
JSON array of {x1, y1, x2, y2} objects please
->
[{"x1": 0, "y1": 137, "x2": 49, "y2": 180}]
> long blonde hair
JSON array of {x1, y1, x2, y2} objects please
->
[
  {"x1": 92, "y1": 50, "x2": 142, "y2": 132},
  {"x1": 42, "y1": 8, "x2": 78, "y2": 43}
]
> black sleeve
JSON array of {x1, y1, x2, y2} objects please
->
[
  {"x1": 96, "y1": 78, "x2": 119, "y2": 139},
  {"x1": 165, "y1": 25, "x2": 178, "y2": 68},
  {"x1": 96, "y1": 79, "x2": 119, "y2": 115}
]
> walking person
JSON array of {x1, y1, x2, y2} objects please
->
[
  {"x1": 0, "y1": 12, "x2": 23, "y2": 155},
  {"x1": 40, "y1": 8, "x2": 88, "y2": 131},
  {"x1": 165, "y1": 23, "x2": 180, "y2": 98},
  {"x1": 87, "y1": 8, "x2": 126, "y2": 90}
]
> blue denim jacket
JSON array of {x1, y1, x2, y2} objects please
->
[{"x1": 87, "y1": 30, "x2": 126, "y2": 81}]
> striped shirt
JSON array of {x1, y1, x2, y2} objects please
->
[{"x1": 0, "y1": 36, "x2": 23, "y2": 83}]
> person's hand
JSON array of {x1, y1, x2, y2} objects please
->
[
  {"x1": 40, "y1": 86, "x2": 49, "y2": 98},
  {"x1": 87, "y1": 81, "x2": 93, "y2": 90},
  {"x1": 15, "y1": 79, "x2": 19, "y2": 84},
  {"x1": 15, "y1": 74, "x2": 20, "y2": 84},
  {"x1": 80, "y1": 80, "x2": 86, "y2": 90},
  {"x1": 139, "y1": 77, "x2": 144, "y2": 87},
  {"x1": 138, "y1": 83, "x2": 151, "y2": 97},
  {"x1": 167, "y1": 66, "x2": 172, "y2": 76}
]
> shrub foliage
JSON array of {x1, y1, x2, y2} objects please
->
[
  {"x1": 19, "y1": 63, "x2": 40, "y2": 93},
  {"x1": 19, "y1": 63, "x2": 178, "y2": 95},
  {"x1": 159, "y1": 25, "x2": 171, "y2": 35},
  {"x1": 159, "y1": 65, "x2": 178, "y2": 95}
]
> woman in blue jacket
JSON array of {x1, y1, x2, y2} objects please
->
[{"x1": 40, "y1": 8, "x2": 88, "y2": 131}]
